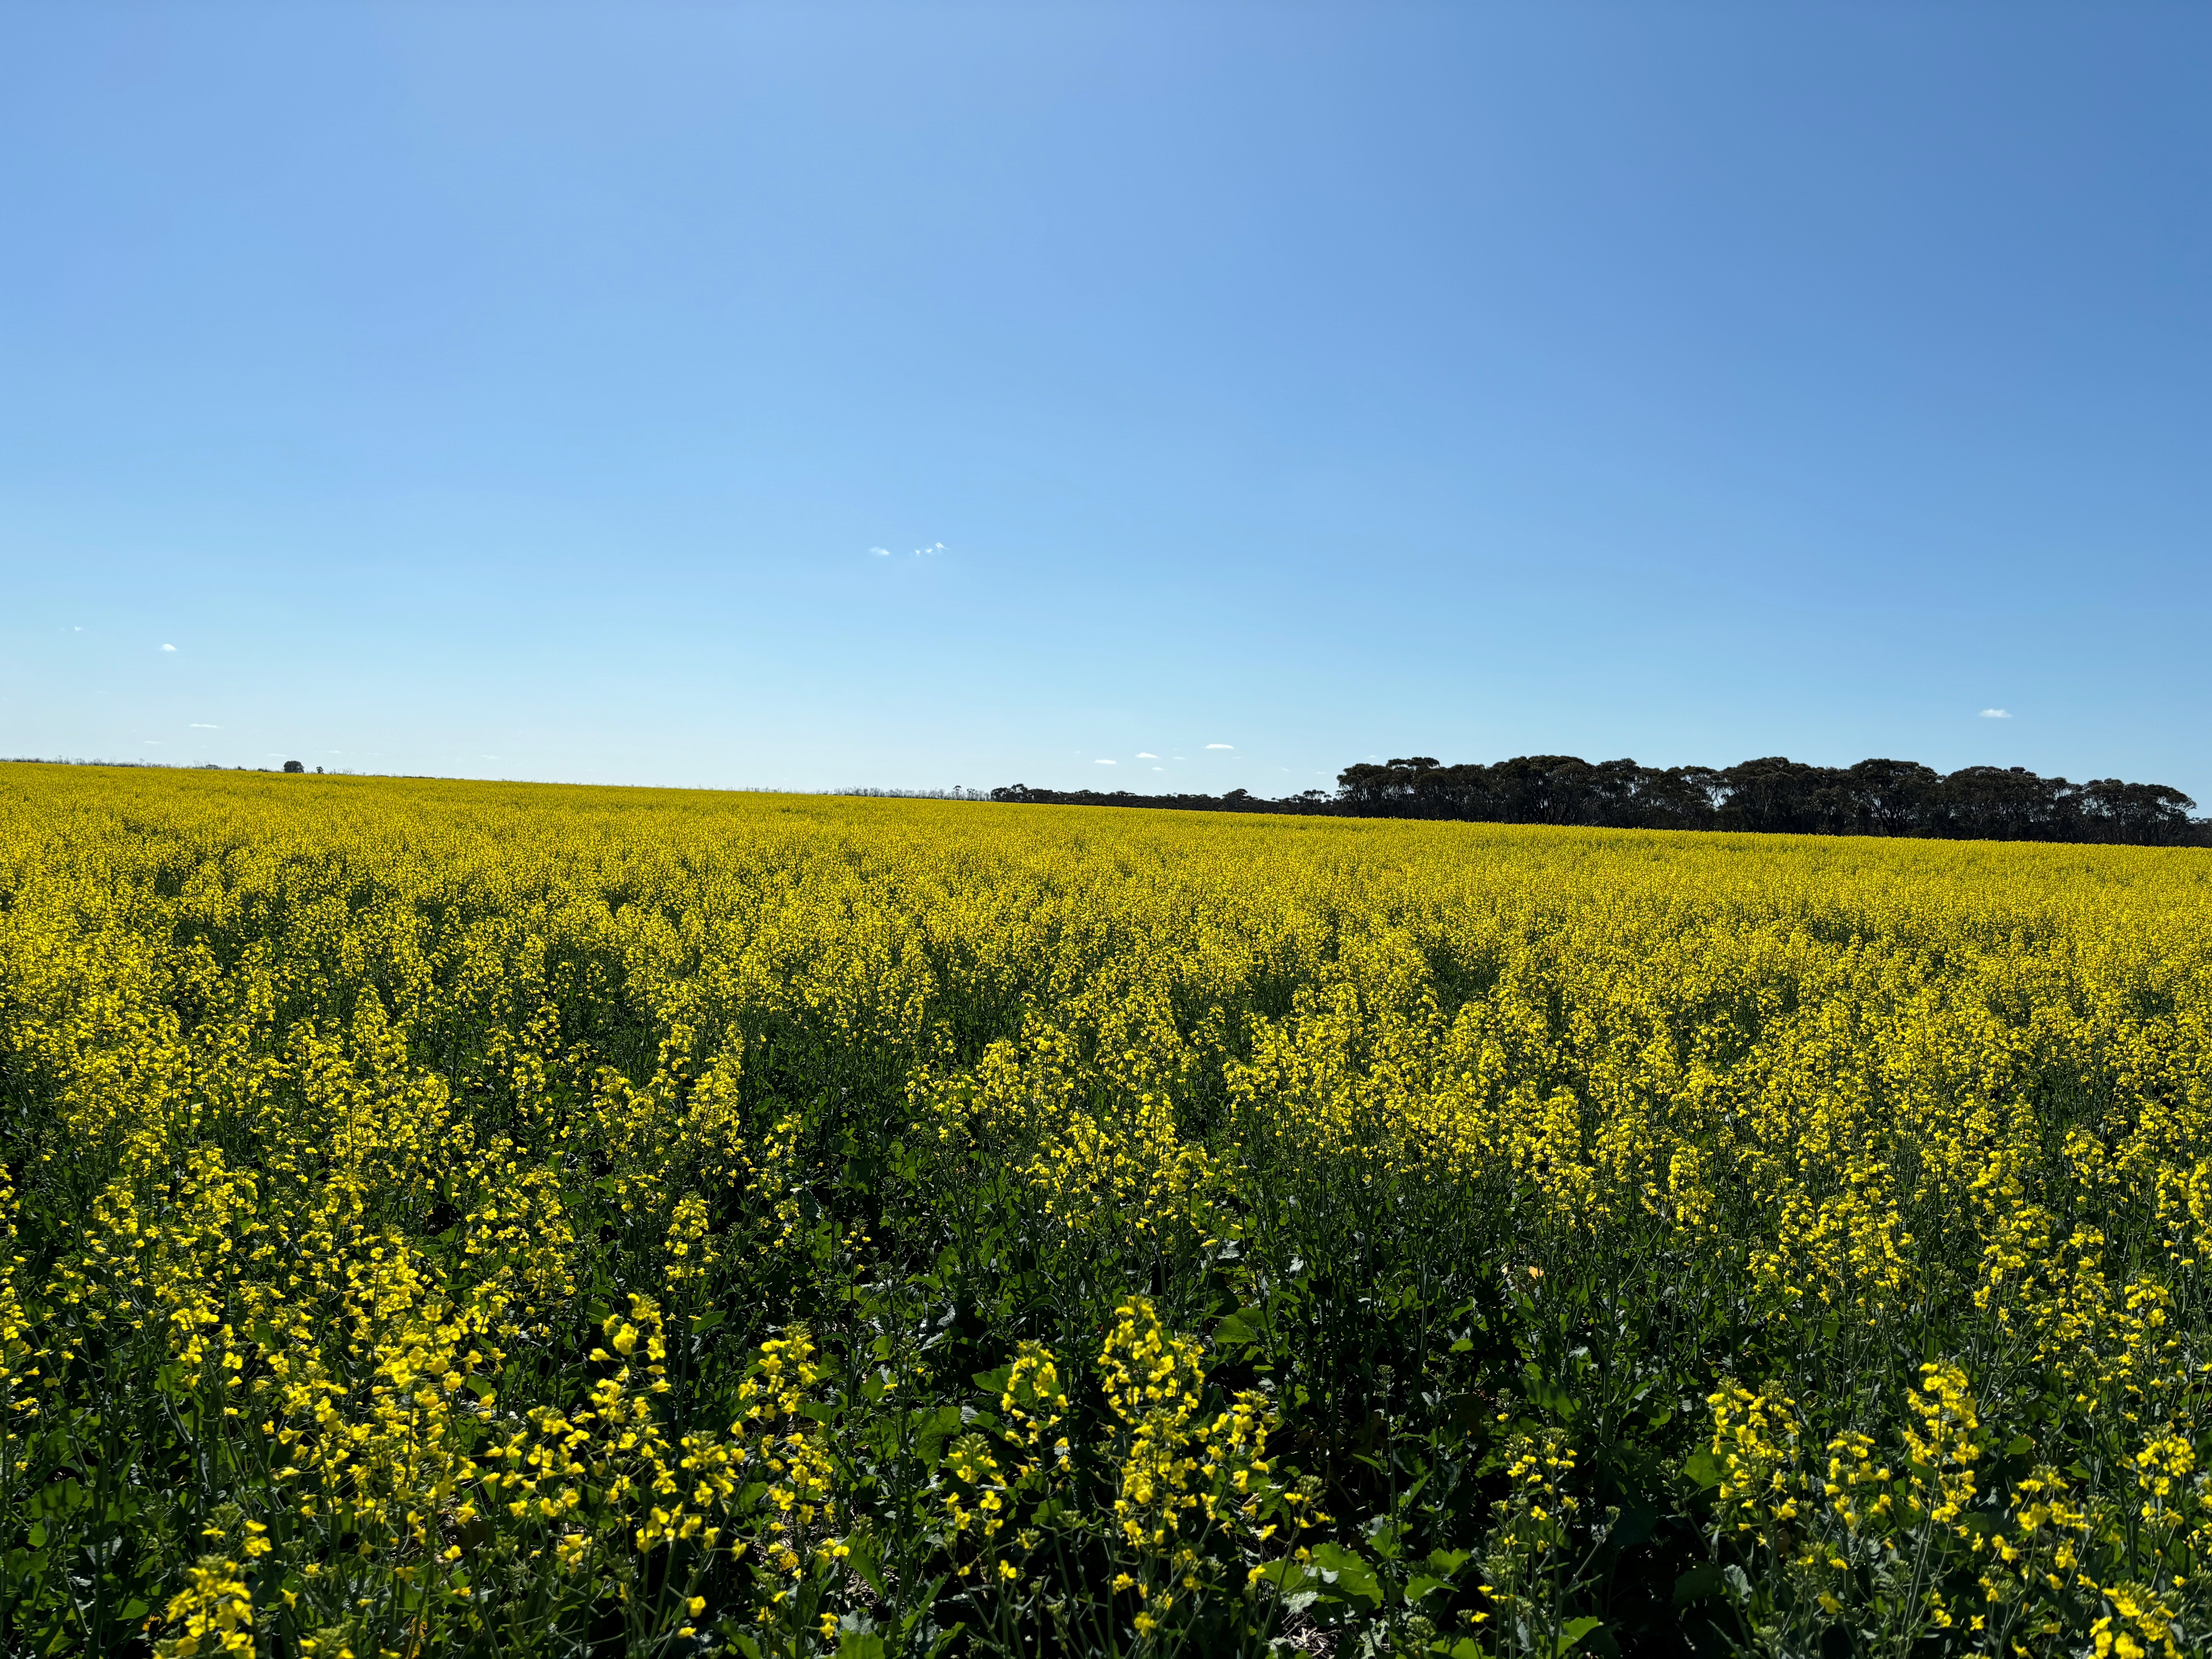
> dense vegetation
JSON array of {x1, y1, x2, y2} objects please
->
[
  {"x1": 4, "y1": 766, "x2": 2212, "y2": 1658},
  {"x1": 994, "y1": 754, "x2": 2208, "y2": 846}
]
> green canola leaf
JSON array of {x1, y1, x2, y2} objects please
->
[
  {"x1": 1308, "y1": 1542, "x2": 1382, "y2": 1609},
  {"x1": 843, "y1": 1534, "x2": 887, "y2": 1596},
  {"x1": 1253, "y1": 1557, "x2": 1312, "y2": 1592},
  {"x1": 1672, "y1": 1562, "x2": 1725, "y2": 1607},
  {"x1": 1213, "y1": 1308, "x2": 1262, "y2": 1346},
  {"x1": 911, "y1": 1405, "x2": 967, "y2": 1465}
]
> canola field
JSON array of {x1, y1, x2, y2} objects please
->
[{"x1": 3, "y1": 767, "x2": 2211, "y2": 1659}]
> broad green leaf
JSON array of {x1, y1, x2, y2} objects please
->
[
  {"x1": 1214, "y1": 1308, "x2": 1262, "y2": 1346},
  {"x1": 1672, "y1": 1563, "x2": 1725, "y2": 1607},
  {"x1": 1309, "y1": 1542, "x2": 1382, "y2": 1608},
  {"x1": 1561, "y1": 1616, "x2": 1604, "y2": 1650},
  {"x1": 1252, "y1": 1558, "x2": 1313, "y2": 1592}
]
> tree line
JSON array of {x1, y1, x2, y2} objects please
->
[{"x1": 992, "y1": 754, "x2": 2208, "y2": 845}]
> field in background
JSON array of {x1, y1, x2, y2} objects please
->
[{"x1": 3, "y1": 766, "x2": 2210, "y2": 1657}]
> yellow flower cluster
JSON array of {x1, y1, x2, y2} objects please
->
[
  {"x1": 154, "y1": 1558, "x2": 254, "y2": 1658},
  {"x1": 1097, "y1": 1296, "x2": 1276, "y2": 1561}
]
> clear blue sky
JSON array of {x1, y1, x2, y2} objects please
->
[{"x1": 4, "y1": 3, "x2": 2207, "y2": 800}]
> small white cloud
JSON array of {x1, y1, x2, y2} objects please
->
[
  {"x1": 1152, "y1": 766, "x2": 1164, "y2": 772},
  {"x1": 190, "y1": 723, "x2": 220, "y2": 729},
  {"x1": 1095, "y1": 758, "x2": 1117, "y2": 765},
  {"x1": 1978, "y1": 708, "x2": 2012, "y2": 719},
  {"x1": 869, "y1": 546, "x2": 891, "y2": 557},
  {"x1": 1135, "y1": 752, "x2": 1158, "y2": 759},
  {"x1": 912, "y1": 542, "x2": 945, "y2": 558},
  {"x1": 160, "y1": 643, "x2": 177, "y2": 653},
  {"x1": 1206, "y1": 742, "x2": 1233, "y2": 750}
]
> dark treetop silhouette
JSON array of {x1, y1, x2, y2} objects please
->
[{"x1": 992, "y1": 756, "x2": 2206, "y2": 847}]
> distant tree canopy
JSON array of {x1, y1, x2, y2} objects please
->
[{"x1": 992, "y1": 755, "x2": 2206, "y2": 846}]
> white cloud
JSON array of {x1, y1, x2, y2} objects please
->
[
  {"x1": 869, "y1": 546, "x2": 891, "y2": 557},
  {"x1": 1206, "y1": 742, "x2": 1233, "y2": 750},
  {"x1": 160, "y1": 643, "x2": 177, "y2": 652},
  {"x1": 1095, "y1": 758, "x2": 1117, "y2": 765},
  {"x1": 1152, "y1": 766, "x2": 1164, "y2": 772},
  {"x1": 190, "y1": 723, "x2": 220, "y2": 729},
  {"x1": 914, "y1": 542, "x2": 945, "y2": 557},
  {"x1": 1136, "y1": 752, "x2": 1158, "y2": 759},
  {"x1": 1978, "y1": 708, "x2": 2012, "y2": 719}
]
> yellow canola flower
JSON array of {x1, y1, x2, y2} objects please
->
[{"x1": 155, "y1": 1559, "x2": 253, "y2": 1658}]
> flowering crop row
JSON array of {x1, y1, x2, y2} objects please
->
[{"x1": 2, "y1": 765, "x2": 2209, "y2": 1657}]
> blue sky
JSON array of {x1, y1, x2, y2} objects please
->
[{"x1": 4, "y1": 3, "x2": 2207, "y2": 799}]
